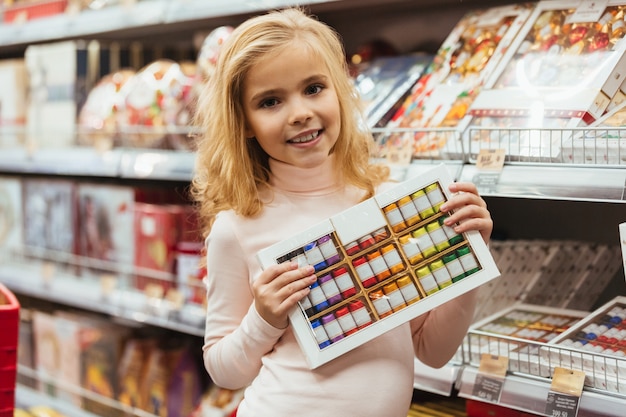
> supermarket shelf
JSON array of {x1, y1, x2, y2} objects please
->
[
  {"x1": 458, "y1": 366, "x2": 626, "y2": 417},
  {"x1": 0, "y1": 0, "x2": 458, "y2": 50},
  {"x1": 16, "y1": 367, "x2": 160, "y2": 417},
  {"x1": 0, "y1": 144, "x2": 624, "y2": 201},
  {"x1": 413, "y1": 358, "x2": 462, "y2": 396},
  {"x1": 0, "y1": 261, "x2": 205, "y2": 337},
  {"x1": 458, "y1": 164, "x2": 626, "y2": 203},
  {"x1": 16, "y1": 384, "x2": 101, "y2": 417}
]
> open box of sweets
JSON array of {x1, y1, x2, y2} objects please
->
[
  {"x1": 542, "y1": 296, "x2": 626, "y2": 394},
  {"x1": 463, "y1": 303, "x2": 587, "y2": 376},
  {"x1": 257, "y1": 165, "x2": 500, "y2": 368}
]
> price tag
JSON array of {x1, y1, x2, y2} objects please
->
[
  {"x1": 474, "y1": 148, "x2": 505, "y2": 193},
  {"x1": 476, "y1": 148, "x2": 506, "y2": 172},
  {"x1": 385, "y1": 134, "x2": 413, "y2": 166},
  {"x1": 472, "y1": 354, "x2": 509, "y2": 403},
  {"x1": 545, "y1": 367, "x2": 585, "y2": 417}
]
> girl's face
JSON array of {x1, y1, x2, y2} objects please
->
[{"x1": 242, "y1": 41, "x2": 341, "y2": 170}]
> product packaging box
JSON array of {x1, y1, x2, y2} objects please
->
[
  {"x1": 544, "y1": 296, "x2": 626, "y2": 394},
  {"x1": 467, "y1": 0, "x2": 626, "y2": 160},
  {"x1": 22, "y1": 178, "x2": 77, "y2": 270},
  {"x1": 257, "y1": 165, "x2": 500, "y2": 369},
  {"x1": 0, "y1": 59, "x2": 28, "y2": 148},
  {"x1": 464, "y1": 303, "x2": 587, "y2": 376},
  {"x1": 352, "y1": 53, "x2": 432, "y2": 129},
  {"x1": 133, "y1": 203, "x2": 185, "y2": 296},
  {"x1": 380, "y1": 3, "x2": 533, "y2": 159},
  {"x1": 25, "y1": 40, "x2": 111, "y2": 149},
  {"x1": 77, "y1": 183, "x2": 136, "y2": 281},
  {"x1": 0, "y1": 177, "x2": 23, "y2": 260}
]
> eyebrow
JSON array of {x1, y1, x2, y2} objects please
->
[{"x1": 248, "y1": 74, "x2": 330, "y2": 104}]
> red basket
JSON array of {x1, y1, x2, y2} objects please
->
[{"x1": 0, "y1": 283, "x2": 19, "y2": 415}]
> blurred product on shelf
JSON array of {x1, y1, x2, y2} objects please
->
[
  {"x1": 77, "y1": 183, "x2": 135, "y2": 279},
  {"x1": 24, "y1": 40, "x2": 112, "y2": 149},
  {"x1": 22, "y1": 178, "x2": 77, "y2": 272},
  {"x1": 119, "y1": 59, "x2": 196, "y2": 150},
  {"x1": 468, "y1": 1, "x2": 626, "y2": 161},
  {"x1": 0, "y1": 59, "x2": 27, "y2": 147},
  {"x1": 188, "y1": 384, "x2": 244, "y2": 417},
  {"x1": 26, "y1": 307, "x2": 206, "y2": 417},
  {"x1": 77, "y1": 69, "x2": 135, "y2": 150},
  {"x1": 2, "y1": 0, "x2": 68, "y2": 24},
  {"x1": 352, "y1": 54, "x2": 432, "y2": 130},
  {"x1": 0, "y1": 177, "x2": 22, "y2": 259},
  {"x1": 196, "y1": 26, "x2": 234, "y2": 84},
  {"x1": 382, "y1": 3, "x2": 533, "y2": 159}
]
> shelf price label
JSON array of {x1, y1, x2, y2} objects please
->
[
  {"x1": 473, "y1": 148, "x2": 505, "y2": 193},
  {"x1": 472, "y1": 353, "x2": 509, "y2": 403},
  {"x1": 545, "y1": 367, "x2": 585, "y2": 417},
  {"x1": 476, "y1": 148, "x2": 506, "y2": 172}
]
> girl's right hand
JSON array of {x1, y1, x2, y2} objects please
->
[{"x1": 253, "y1": 262, "x2": 317, "y2": 329}]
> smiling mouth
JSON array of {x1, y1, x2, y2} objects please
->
[{"x1": 288, "y1": 130, "x2": 321, "y2": 144}]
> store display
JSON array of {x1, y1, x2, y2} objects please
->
[
  {"x1": 381, "y1": 3, "x2": 533, "y2": 158},
  {"x1": 0, "y1": 177, "x2": 22, "y2": 259},
  {"x1": 0, "y1": 59, "x2": 28, "y2": 148},
  {"x1": 468, "y1": 0, "x2": 626, "y2": 160},
  {"x1": 352, "y1": 53, "x2": 432, "y2": 129},
  {"x1": 25, "y1": 40, "x2": 111, "y2": 149},
  {"x1": 119, "y1": 59, "x2": 196, "y2": 149},
  {"x1": 22, "y1": 178, "x2": 76, "y2": 269},
  {"x1": 257, "y1": 165, "x2": 500, "y2": 368},
  {"x1": 546, "y1": 296, "x2": 626, "y2": 394},
  {"x1": 2, "y1": 0, "x2": 69, "y2": 24},
  {"x1": 77, "y1": 183, "x2": 135, "y2": 280},
  {"x1": 196, "y1": 26, "x2": 234, "y2": 84},
  {"x1": 133, "y1": 202, "x2": 186, "y2": 295},
  {"x1": 463, "y1": 303, "x2": 587, "y2": 374},
  {"x1": 142, "y1": 342, "x2": 203, "y2": 417},
  {"x1": 0, "y1": 1, "x2": 625, "y2": 416},
  {"x1": 77, "y1": 69, "x2": 135, "y2": 149}
]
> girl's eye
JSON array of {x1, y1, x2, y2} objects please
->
[
  {"x1": 260, "y1": 98, "x2": 279, "y2": 108},
  {"x1": 305, "y1": 84, "x2": 324, "y2": 95}
]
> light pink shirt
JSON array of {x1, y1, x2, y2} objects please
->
[{"x1": 203, "y1": 156, "x2": 477, "y2": 417}]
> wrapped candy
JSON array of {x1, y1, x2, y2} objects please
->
[{"x1": 77, "y1": 69, "x2": 135, "y2": 150}]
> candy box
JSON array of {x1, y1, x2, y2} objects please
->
[
  {"x1": 352, "y1": 53, "x2": 432, "y2": 129},
  {"x1": 543, "y1": 296, "x2": 626, "y2": 394},
  {"x1": 463, "y1": 303, "x2": 587, "y2": 375},
  {"x1": 257, "y1": 164, "x2": 500, "y2": 369},
  {"x1": 380, "y1": 3, "x2": 533, "y2": 159},
  {"x1": 467, "y1": 0, "x2": 626, "y2": 160}
]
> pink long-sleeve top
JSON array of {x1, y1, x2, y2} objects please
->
[{"x1": 203, "y1": 155, "x2": 477, "y2": 417}]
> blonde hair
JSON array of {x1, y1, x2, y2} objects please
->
[{"x1": 190, "y1": 7, "x2": 389, "y2": 238}]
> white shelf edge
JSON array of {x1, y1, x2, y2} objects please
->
[{"x1": 458, "y1": 366, "x2": 626, "y2": 417}]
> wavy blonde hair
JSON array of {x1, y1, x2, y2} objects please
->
[{"x1": 190, "y1": 7, "x2": 389, "y2": 238}]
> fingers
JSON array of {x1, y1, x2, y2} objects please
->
[
  {"x1": 441, "y1": 181, "x2": 493, "y2": 245},
  {"x1": 254, "y1": 263, "x2": 317, "y2": 328}
]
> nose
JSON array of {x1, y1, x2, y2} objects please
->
[{"x1": 288, "y1": 96, "x2": 313, "y2": 125}]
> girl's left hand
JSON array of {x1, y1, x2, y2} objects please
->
[{"x1": 439, "y1": 181, "x2": 493, "y2": 245}]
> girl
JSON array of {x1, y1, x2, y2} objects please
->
[{"x1": 191, "y1": 7, "x2": 493, "y2": 417}]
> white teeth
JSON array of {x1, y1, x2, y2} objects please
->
[{"x1": 290, "y1": 131, "x2": 319, "y2": 143}]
